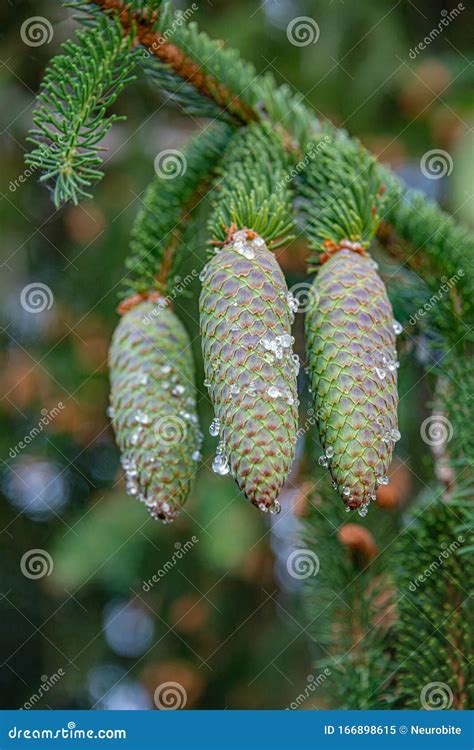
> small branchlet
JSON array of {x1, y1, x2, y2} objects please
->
[
  {"x1": 26, "y1": 20, "x2": 136, "y2": 206},
  {"x1": 208, "y1": 123, "x2": 296, "y2": 249}
]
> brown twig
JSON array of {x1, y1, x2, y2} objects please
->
[
  {"x1": 92, "y1": 0, "x2": 257, "y2": 124},
  {"x1": 117, "y1": 290, "x2": 165, "y2": 315}
]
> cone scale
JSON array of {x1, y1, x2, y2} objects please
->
[
  {"x1": 306, "y1": 249, "x2": 400, "y2": 514},
  {"x1": 200, "y1": 230, "x2": 299, "y2": 513},
  {"x1": 109, "y1": 299, "x2": 202, "y2": 523}
]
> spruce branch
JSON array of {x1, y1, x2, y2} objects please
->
[
  {"x1": 25, "y1": 2, "x2": 474, "y2": 711},
  {"x1": 26, "y1": 20, "x2": 136, "y2": 206},
  {"x1": 36, "y1": 0, "x2": 474, "y2": 285},
  {"x1": 80, "y1": 0, "x2": 259, "y2": 123},
  {"x1": 394, "y1": 493, "x2": 473, "y2": 709},
  {"x1": 68, "y1": 0, "x2": 318, "y2": 147},
  {"x1": 123, "y1": 122, "x2": 233, "y2": 298}
]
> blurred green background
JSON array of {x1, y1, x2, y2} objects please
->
[{"x1": 0, "y1": 0, "x2": 473, "y2": 710}]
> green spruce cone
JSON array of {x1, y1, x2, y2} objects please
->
[
  {"x1": 200, "y1": 230, "x2": 299, "y2": 513},
  {"x1": 306, "y1": 249, "x2": 400, "y2": 514},
  {"x1": 109, "y1": 299, "x2": 202, "y2": 522}
]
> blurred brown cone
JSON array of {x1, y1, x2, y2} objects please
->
[
  {"x1": 399, "y1": 60, "x2": 451, "y2": 118},
  {"x1": 169, "y1": 596, "x2": 210, "y2": 635},
  {"x1": 142, "y1": 660, "x2": 205, "y2": 709},
  {"x1": 338, "y1": 523, "x2": 378, "y2": 563},
  {"x1": 376, "y1": 457, "x2": 412, "y2": 510},
  {"x1": 64, "y1": 202, "x2": 106, "y2": 245}
]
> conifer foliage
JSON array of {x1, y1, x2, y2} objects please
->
[{"x1": 27, "y1": 0, "x2": 473, "y2": 710}]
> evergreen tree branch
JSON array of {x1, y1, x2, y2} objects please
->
[
  {"x1": 82, "y1": 0, "x2": 259, "y2": 123},
  {"x1": 394, "y1": 492, "x2": 473, "y2": 709},
  {"x1": 31, "y1": 0, "x2": 474, "y2": 288},
  {"x1": 24, "y1": 1, "x2": 473, "y2": 714},
  {"x1": 68, "y1": 0, "x2": 317, "y2": 146}
]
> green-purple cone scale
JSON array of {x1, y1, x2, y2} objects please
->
[
  {"x1": 200, "y1": 230, "x2": 299, "y2": 513},
  {"x1": 305, "y1": 249, "x2": 400, "y2": 514},
  {"x1": 109, "y1": 300, "x2": 202, "y2": 523}
]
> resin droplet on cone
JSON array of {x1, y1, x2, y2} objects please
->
[
  {"x1": 200, "y1": 230, "x2": 299, "y2": 512},
  {"x1": 306, "y1": 249, "x2": 399, "y2": 513},
  {"x1": 109, "y1": 300, "x2": 202, "y2": 523}
]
